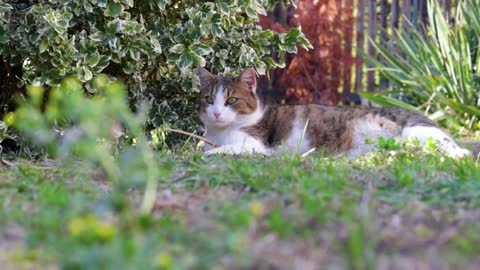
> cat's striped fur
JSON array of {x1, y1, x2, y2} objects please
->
[{"x1": 198, "y1": 67, "x2": 473, "y2": 158}]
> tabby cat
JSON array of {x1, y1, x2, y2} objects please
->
[{"x1": 198, "y1": 67, "x2": 472, "y2": 158}]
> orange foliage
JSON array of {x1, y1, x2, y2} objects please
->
[{"x1": 261, "y1": 0, "x2": 355, "y2": 105}]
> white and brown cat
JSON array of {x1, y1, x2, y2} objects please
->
[{"x1": 198, "y1": 67, "x2": 474, "y2": 158}]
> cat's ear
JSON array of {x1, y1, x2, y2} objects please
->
[
  {"x1": 197, "y1": 67, "x2": 216, "y2": 87},
  {"x1": 238, "y1": 68, "x2": 257, "y2": 93}
]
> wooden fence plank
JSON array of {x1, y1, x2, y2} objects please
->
[
  {"x1": 379, "y1": 0, "x2": 388, "y2": 41},
  {"x1": 332, "y1": 0, "x2": 343, "y2": 101},
  {"x1": 379, "y1": 0, "x2": 389, "y2": 91},
  {"x1": 402, "y1": 0, "x2": 412, "y2": 32},
  {"x1": 418, "y1": 0, "x2": 427, "y2": 32},
  {"x1": 445, "y1": 0, "x2": 451, "y2": 22},
  {"x1": 367, "y1": 0, "x2": 377, "y2": 91},
  {"x1": 355, "y1": 0, "x2": 366, "y2": 91},
  {"x1": 391, "y1": 0, "x2": 400, "y2": 36},
  {"x1": 412, "y1": 0, "x2": 419, "y2": 28},
  {"x1": 343, "y1": 0, "x2": 354, "y2": 97}
]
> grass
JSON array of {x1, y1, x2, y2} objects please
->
[{"x1": 1, "y1": 147, "x2": 480, "y2": 270}]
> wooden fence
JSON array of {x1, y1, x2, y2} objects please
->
[{"x1": 262, "y1": 0, "x2": 459, "y2": 105}]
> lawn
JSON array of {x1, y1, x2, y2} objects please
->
[{"x1": 1, "y1": 147, "x2": 480, "y2": 270}]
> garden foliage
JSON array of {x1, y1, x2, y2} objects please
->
[
  {"x1": 9, "y1": 76, "x2": 165, "y2": 214},
  {"x1": 363, "y1": 0, "x2": 480, "y2": 132},
  {"x1": 0, "y1": 0, "x2": 311, "y2": 137}
]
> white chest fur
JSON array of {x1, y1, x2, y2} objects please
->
[
  {"x1": 204, "y1": 128, "x2": 249, "y2": 150},
  {"x1": 204, "y1": 127, "x2": 268, "y2": 155}
]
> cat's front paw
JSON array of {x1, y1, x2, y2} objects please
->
[
  {"x1": 204, "y1": 144, "x2": 270, "y2": 156},
  {"x1": 204, "y1": 147, "x2": 232, "y2": 156}
]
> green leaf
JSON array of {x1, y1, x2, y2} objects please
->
[
  {"x1": 90, "y1": 31, "x2": 105, "y2": 42},
  {"x1": 106, "y1": 20, "x2": 122, "y2": 34},
  {"x1": 178, "y1": 53, "x2": 193, "y2": 69},
  {"x1": 190, "y1": 29, "x2": 201, "y2": 41},
  {"x1": 211, "y1": 24, "x2": 222, "y2": 37},
  {"x1": 129, "y1": 49, "x2": 141, "y2": 61},
  {"x1": 211, "y1": 13, "x2": 221, "y2": 24},
  {"x1": 260, "y1": 30, "x2": 274, "y2": 39},
  {"x1": 201, "y1": 2, "x2": 215, "y2": 12},
  {"x1": 245, "y1": 7, "x2": 257, "y2": 19},
  {"x1": 95, "y1": 55, "x2": 110, "y2": 71},
  {"x1": 0, "y1": 35, "x2": 8, "y2": 44},
  {"x1": 96, "y1": 0, "x2": 107, "y2": 8},
  {"x1": 92, "y1": 74, "x2": 109, "y2": 90},
  {"x1": 85, "y1": 52, "x2": 100, "y2": 66},
  {"x1": 167, "y1": 53, "x2": 180, "y2": 62},
  {"x1": 83, "y1": 2, "x2": 93, "y2": 13},
  {"x1": 253, "y1": 3, "x2": 267, "y2": 16},
  {"x1": 299, "y1": 36, "x2": 313, "y2": 49},
  {"x1": 217, "y1": 2, "x2": 230, "y2": 16},
  {"x1": 150, "y1": 36, "x2": 162, "y2": 53},
  {"x1": 263, "y1": 57, "x2": 285, "y2": 68},
  {"x1": 285, "y1": 44, "x2": 297, "y2": 54},
  {"x1": 437, "y1": 94, "x2": 480, "y2": 117},
  {"x1": 235, "y1": 15, "x2": 245, "y2": 24},
  {"x1": 84, "y1": 80, "x2": 97, "y2": 93},
  {"x1": 255, "y1": 61, "x2": 266, "y2": 75},
  {"x1": 169, "y1": 44, "x2": 185, "y2": 54},
  {"x1": 81, "y1": 66, "x2": 93, "y2": 81},
  {"x1": 190, "y1": 52, "x2": 205, "y2": 66},
  {"x1": 0, "y1": 3, "x2": 13, "y2": 10},
  {"x1": 39, "y1": 39, "x2": 49, "y2": 53},
  {"x1": 33, "y1": 76, "x2": 47, "y2": 86},
  {"x1": 121, "y1": 0, "x2": 134, "y2": 8},
  {"x1": 359, "y1": 92, "x2": 418, "y2": 111},
  {"x1": 191, "y1": 45, "x2": 213, "y2": 56},
  {"x1": 106, "y1": 3, "x2": 123, "y2": 17},
  {"x1": 287, "y1": 27, "x2": 301, "y2": 38}
]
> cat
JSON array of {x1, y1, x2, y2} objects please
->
[{"x1": 197, "y1": 67, "x2": 473, "y2": 158}]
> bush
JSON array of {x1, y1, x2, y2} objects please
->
[
  {"x1": 0, "y1": 0, "x2": 311, "y2": 145},
  {"x1": 363, "y1": 0, "x2": 480, "y2": 133}
]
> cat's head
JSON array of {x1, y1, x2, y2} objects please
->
[{"x1": 197, "y1": 67, "x2": 262, "y2": 129}]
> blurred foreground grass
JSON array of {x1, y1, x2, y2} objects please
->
[{"x1": 1, "y1": 150, "x2": 480, "y2": 270}]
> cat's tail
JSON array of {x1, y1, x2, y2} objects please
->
[{"x1": 458, "y1": 141, "x2": 480, "y2": 159}]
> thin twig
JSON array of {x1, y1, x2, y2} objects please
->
[{"x1": 166, "y1": 128, "x2": 218, "y2": 148}]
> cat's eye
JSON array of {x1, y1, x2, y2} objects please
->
[
  {"x1": 225, "y1": 97, "x2": 238, "y2": 105},
  {"x1": 205, "y1": 96, "x2": 214, "y2": 104}
]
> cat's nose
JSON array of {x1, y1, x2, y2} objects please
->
[{"x1": 213, "y1": 111, "x2": 221, "y2": 119}]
